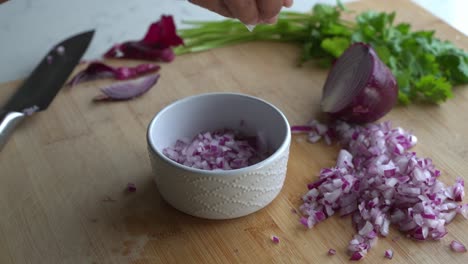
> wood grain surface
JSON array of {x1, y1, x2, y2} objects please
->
[{"x1": 1, "y1": 0, "x2": 467, "y2": 263}]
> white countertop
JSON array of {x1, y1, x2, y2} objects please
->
[{"x1": 0, "y1": 0, "x2": 467, "y2": 83}]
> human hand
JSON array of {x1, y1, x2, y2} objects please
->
[{"x1": 189, "y1": 0, "x2": 294, "y2": 25}]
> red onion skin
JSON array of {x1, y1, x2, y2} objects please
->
[
  {"x1": 94, "y1": 74, "x2": 159, "y2": 101},
  {"x1": 324, "y1": 43, "x2": 398, "y2": 123},
  {"x1": 105, "y1": 42, "x2": 175, "y2": 62},
  {"x1": 103, "y1": 16, "x2": 182, "y2": 62}
]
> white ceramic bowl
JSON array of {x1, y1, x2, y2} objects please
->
[{"x1": 147, "y1": 93, "x2": 291, "y2": 219}]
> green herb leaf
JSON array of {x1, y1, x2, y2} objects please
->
[
  {"x1": 321, "y1": 37, "x2": 350, "y2": 58},
  {"x1": 413, "y1": 75, "x2": 453, "y2": 103}
]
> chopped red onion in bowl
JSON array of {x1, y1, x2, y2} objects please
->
[
  {"x1": 297, "y1": 120, "x2": 466, "y2": 260},
  {"x1": 163, "y1": 129, "x2": 269, "y2": 171}
]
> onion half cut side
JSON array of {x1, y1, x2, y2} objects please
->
[{"x1": 320, "y1": 43, "x2": 398, "y2": 123}]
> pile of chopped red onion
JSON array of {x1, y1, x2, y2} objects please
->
[
  {"x1": 104, "y1": 15, "x2": 183, "y2": 62},
  {"x1": 163, "y1": 129, "x2": 268, "y2": 171},
  {"x1": 293, "y1": 120, "x2": 467, "y2": 260}
]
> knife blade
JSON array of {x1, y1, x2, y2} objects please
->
[{"x1": 0, "y1": 30, "x2": 94, "y2": 151}]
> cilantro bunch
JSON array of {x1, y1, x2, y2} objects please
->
[{"x1": 176, "y1": 2, "x2": 468, "y2": 104}]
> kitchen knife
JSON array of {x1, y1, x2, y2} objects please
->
[{"x1": 0, "y1": 30, "x2": 94, "y2": 151}]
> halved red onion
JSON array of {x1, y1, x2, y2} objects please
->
[
  {"x1": 163, "y1": 129, "x2": 269, "y2": 171},
  {"x1": 94, "y1": 74, "x2": 159, "y2": 101},
  {"x1": 320, "y1": 43, "x2": 398, "y2": 123},
  {"x1": 298, "y1": 120, "x2": 466, "y2": 260},
  {"x1": 67, "y1": 61, "x2": 160, "y2": 87},
  {"x1": 450, "y1": 240, "x2": 467, "y2": 253}
]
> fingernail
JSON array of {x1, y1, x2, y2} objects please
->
[{"x1": 263, "y1": 16, "x2": 278, "y2": 24}]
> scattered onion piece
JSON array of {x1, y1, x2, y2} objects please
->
[
  {"x1": 127, "y1": 183, "x2": 136, "y2": 192},
  {"x1": 450, "y1": 240, "x2": 467, "y2": 253},
  {"x1": 291, "y1": 120, "x2": 331, "y2": 144},
  {"x1": 67, "y1": 61, "x2": 160, "y2": 87},
  {"x1": 328, "y1": 248, "x2": 337, "y2": 255},
  {"x1": 271, "y1": 235, "x2": 280, "y2": 244},
  {"x1": 22, "y1": 105, "x2": 40, "y2": 116},
  {"x1": 94, "y1": 74, "x2": 159, "y2": 101},
  {"x1": 384, "y1": 249, "x2": 393, "y2": 259},
  {"x1": 298, "y1": 120, "x2": 466, "y2": 260}
]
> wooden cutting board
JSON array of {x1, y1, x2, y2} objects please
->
[{"x1": 1, "y1": 0, "x2": 467, "y2": 263}]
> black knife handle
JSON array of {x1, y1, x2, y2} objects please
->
[{"x1": 0, "y1": 111, "x2": 26, "y2": 151}]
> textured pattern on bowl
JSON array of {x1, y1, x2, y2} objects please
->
[
  {"x1": 147, "y1": 93, "x2": 291, "y2": 219},
  {"x1": 148, "y1": 145, "x2": 289, "y2": 219}
]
